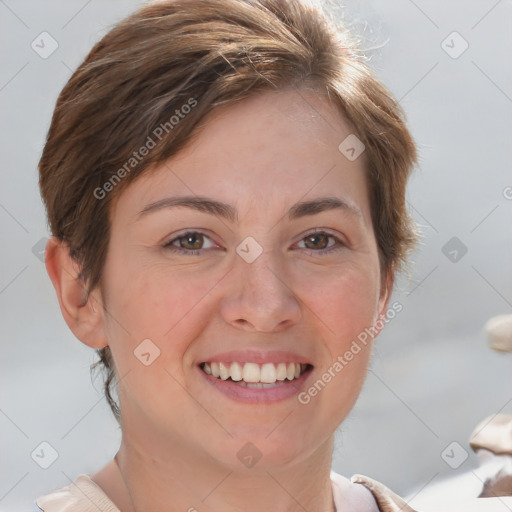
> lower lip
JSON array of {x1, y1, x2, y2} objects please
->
[{"x1": 197, "y1": 364, "x2": 313, "y2": 404}]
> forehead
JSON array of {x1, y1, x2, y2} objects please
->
[{"x1": 111, "y1": 88, "x2": 370, "y2": 225}]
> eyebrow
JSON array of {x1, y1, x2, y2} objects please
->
[{"x1": 136, "y1": 195, "x2": 363, "y2": 223}]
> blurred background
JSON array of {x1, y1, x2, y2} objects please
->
[{"x1": 1, "y1": 0, "x2": 511, "y2": 510}]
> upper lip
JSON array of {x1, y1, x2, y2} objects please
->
[{"x1": 198, "y1": 350, "x2": 313, "y2": 366}]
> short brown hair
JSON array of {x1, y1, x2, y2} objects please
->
[{"x1": 38, "y1": 0, "x2": 418, "y2": 424}]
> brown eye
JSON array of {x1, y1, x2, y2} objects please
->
[
  {"x1": 163, "y1": 231, "x2": 217, "y2": 255},
  {"x1": 303, "y1": 233, "x2": 330, "y2": 250},
  {"x1": 178, "y1": 232, "x2": 204, "y2": 250},
  {"x1": 297, "y1": 231, "x2": 345, "y2": 256}
]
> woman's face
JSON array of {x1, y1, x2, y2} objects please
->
[{"x1": 98, "y1": 88, "x2": 390, "y2": 470}]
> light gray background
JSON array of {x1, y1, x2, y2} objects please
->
[{"x1": 1, "y1": 1, "x2": 511, "y2": 510}]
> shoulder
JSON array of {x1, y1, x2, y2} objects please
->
[
  {"x1": 34, "y1": 474, "x2": 119, "y2": 512},
  {"x1": 331, "y1": 471, "x2": 419, "y2": 512}
]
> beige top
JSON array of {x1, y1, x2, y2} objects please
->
[
  {"x1": 35, "y1": 474, "x2": 119, "y2": 512},
  {"x1": 34, "y1": 471, "x2": 393, "y2": 512}
]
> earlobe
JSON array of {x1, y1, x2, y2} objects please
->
[{"x1": 45, "y1": 236, "x2": 108, "y2": 349}]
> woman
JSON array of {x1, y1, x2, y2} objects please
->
[{"x1": 34, "y1": 0, "x2": 420, "y2": 510}]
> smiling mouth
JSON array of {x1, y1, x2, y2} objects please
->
[{"x1": 199, "y1": 361, "x2": 313, "y2": 388}]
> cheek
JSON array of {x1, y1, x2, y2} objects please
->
[
  {"x1": 302, "y1": 273, "x2": 376, "y2": 429},
  {"x1": 104, "y1": 261, "x2": 219, "y2": 370},
  {"x1": 103, "y1": 265, "x2": 212, "y2": 423},
  {"x1": 300, "y1": 262, "x2": 381, "y2": 343}
]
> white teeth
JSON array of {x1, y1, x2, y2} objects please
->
[
  {"x1": 230, "y1": 362, "x2": 243, "y2": 381},
  {"x1": 210, "y1": 362, "x2": 220, "y2": 378},
  {"x1": 219, "y1": 362, "x2": 230, "y2": 380},
  {"x1": 242, "y1": 362, "x2": 260, "y2": 383},
  {"x1": 260, "y1": 363, "x2": 277, "y2": 383},
  {"x1": 202, "y1": 361, "x2": 306, "y2": 384},
  {"x1": 276, "y1": 363, "x2": 287, "y2": 381}
]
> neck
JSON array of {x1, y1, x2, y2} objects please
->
[{"x1": 111, "y1": 429, "x2": 336, "y2": 512}]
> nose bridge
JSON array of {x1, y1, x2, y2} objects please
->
[
  {"x1": 221, "y1": 237, "x2": 301, "y2": 332},
  {"x1": 237, "y1": 239, "x2": 286, "y2": 302}
]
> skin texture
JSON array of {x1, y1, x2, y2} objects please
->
[{"x1": 46, "y1": 88, "x2": 391, "y2": 512}]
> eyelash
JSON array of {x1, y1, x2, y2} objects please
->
[{"x1": 162, "y1": 230, "x2": 346, "y2": 257}]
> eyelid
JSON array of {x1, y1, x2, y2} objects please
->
[
  {"x1": 297, "y1": 227, "x2": 348, "y2": 245},
  {"x1": 298, "y1": 227, "x2": 344, "y2": 241}
]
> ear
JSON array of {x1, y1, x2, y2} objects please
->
[
  {"x1": 373, "y1": 266, "x2": 394, "y2": 337},
  {"x1": 45, "y1": 236, "x2": 108, "y2": 349}
]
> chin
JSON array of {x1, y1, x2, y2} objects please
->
[{"x1": 207, "y1": 428, "x2": 318, "y2": 473}]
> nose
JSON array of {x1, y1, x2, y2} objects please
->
[{"x1": 219, "y1": 248, "x2": 302, "y2": 333}]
